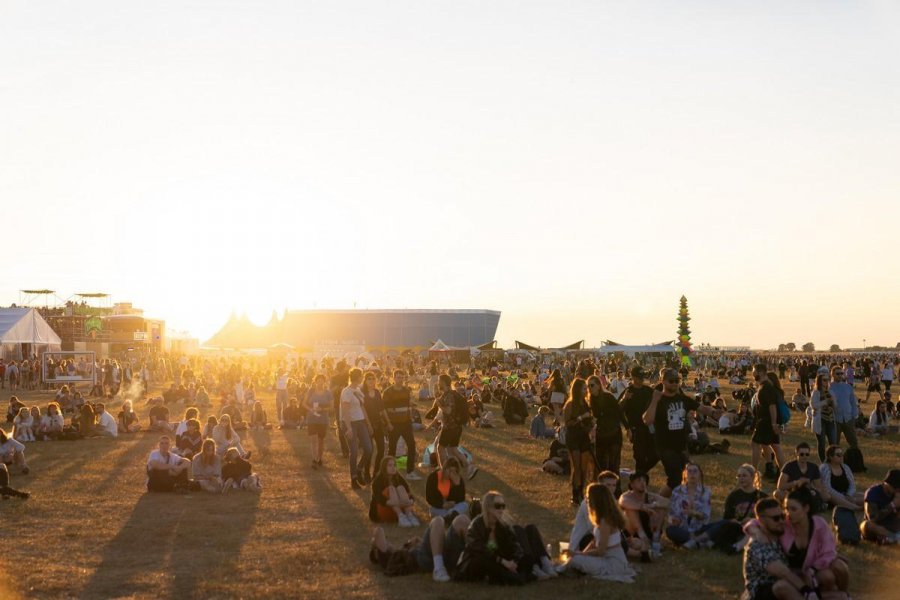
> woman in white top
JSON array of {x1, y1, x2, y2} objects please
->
[
  {"x1": 13, "y1": 407, "x2": 35, "y2": 442},
  {"x1": 212, "y1": 414, "x2": 248, "y2": 459},
  {"x1": 559, "y1": 483, "x2": 637, "y2": 583},
  {"x1": 867, "y1": 400, "x2": 891, "y2": 435}
]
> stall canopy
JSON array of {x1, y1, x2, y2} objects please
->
[
  {"x1": 0, "y1": 308, "x2": 62, "y2": 359},
  {"x1": 515, "y1": 340, "x2": 584, "y2": 351},
  {"x1": 595, "y1": 341, "x2": 675, "y2": 355}
]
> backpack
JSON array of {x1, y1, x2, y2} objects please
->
[
  {"x1": 843, "y1": 447, "x2": 867, "y2": 473},
  {"x1": 775, "y1": 391, "x2": 791, "y2": 425}
]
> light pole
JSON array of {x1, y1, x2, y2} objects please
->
[{"x1": 863, "y1": 338, "x2": 866, "y2": 350}]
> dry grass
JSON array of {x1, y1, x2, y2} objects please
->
[{"x1": 1, "y1": 377, "x2": 898, "y2": 599}]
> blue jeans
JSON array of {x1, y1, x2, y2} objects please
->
[
  {"x1": 429, "y1": 501, "x2": 469, "y2": 518},
  {"x1": 816, "y1": 421, "x2": 837, "y2": 462},
  {"x1": 347, "y1": 420, "x2": 373, "y2": 481}
]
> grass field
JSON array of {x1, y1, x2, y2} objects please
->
[{"x1": 1, "y1": 377, "x2": 898, "y2": 599}]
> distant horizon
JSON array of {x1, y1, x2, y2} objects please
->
[{"x1": 4, "y1": 294, "x2": 898, "y2": 352}]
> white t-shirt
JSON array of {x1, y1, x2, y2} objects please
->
[
  {"x1": 98, "y1": 411, "x2": 118, "y2": 437},
  {"x1": 147, "y1": 449, "x2": 179, "y2": 469},
  {"x1": 569, "y1": 500, "x2": 593, "y2": 549},
  {"x1": 340, "y1": 386, "x2": 366, "y2": 422},
  {"x1": 275, "y1": 375, "x2": 289, "y2": 391}
]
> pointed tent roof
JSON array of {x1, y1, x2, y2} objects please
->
[
  {"x1": 429, "y1": 339, "x2": 452, "y2": 351},
  {"x1": 516, "y1": 340, "x2": 584, "y2": 351},
  {"x1": 0, "y1": 308, "x2": 62, "y2": 345}
]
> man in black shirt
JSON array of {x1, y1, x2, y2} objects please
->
[
  {"x1": 643, "y1": 368, "x2": 715, "y2": 497},
  {"x1": 589, "y1": 376, "x2": 624, "y2": 491},
  {"x1": 619, "y1": 367, "x2": 658, "y2": 474}
]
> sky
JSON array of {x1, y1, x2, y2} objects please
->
[{"x1": 2, "y1": 1, "x2": 899, "y2": 350}]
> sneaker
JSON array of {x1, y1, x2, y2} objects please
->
[
  {"x1": 531, "y1": 564, "x2": 550, "y2": 580},
  {"x1": 398, "y1": 514, "x2": 412, "y2": 528},
  {"x1": 405, "y1": 471, "x2": 422, "y2": 481},
  {"x1": 432, "y1": 567, "x2": 451, "y2": 583},
  {"x1": 651, "y1": 541, "x2": 662, "y2": 556},
  {"x1": 683, "y1": 539, "x2": 698, "y2": 550},
  {"x1": 466, "y1": 465, "x2": 479, "y2": 480},
  {"x1": 540, "y1": 559, "x2": 558, "y2": 578},
  {"x1": 408, "y1": 514, "x2": 420, "y2": 527}
]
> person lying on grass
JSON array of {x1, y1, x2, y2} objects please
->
[
  {"x1": 192, "y1": 439, "x2": 223, "y2": 493},
  {"x1": 221, "y1": 447, "x2": 261, "y2": 493},
  {"x1": 369, "y1": 512, "x2": 471, "y2": 582}
]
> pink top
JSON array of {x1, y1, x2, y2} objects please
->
[{"x1": 744, "y1": 515, "x2": 836, "y2": 573}]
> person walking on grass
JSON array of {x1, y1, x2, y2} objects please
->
[
  {"x1": 341, "y1": 367, "x2": 374, "y2": 489},
  {"x1": 432, "y1": 374, "x2": 477, "y2": 480},
  {"x1": 382, "y1": 369, "x2": 421, "y2": 480},
  {"x1": 750, "y1": 363, "x2": 785, "y2": 481}
]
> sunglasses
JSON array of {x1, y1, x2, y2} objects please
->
[
  {"x1": 798, "y1": 452, "x2": 810, "y2": 457},
  {"x1": 493, "y1": 503, "x2": 507, "y2": 510}
]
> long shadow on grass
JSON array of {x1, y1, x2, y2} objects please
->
[{"x1": 81, "y1": 491, "x2": 259, "y2": 599}]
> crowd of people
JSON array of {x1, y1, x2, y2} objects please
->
[{"x1": 1, "y1": 348, "x2": 897, "y2": 599}]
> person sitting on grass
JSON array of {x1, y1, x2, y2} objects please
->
[
  {"x1": 819, "y1": 445, "x2": 863, "y2": 545},
  {"x1": 665, "y1": 462, "x2": 714, "y2": 548},
  {"x1": 146, "y1": 436, "x2": 191, "y2": 493},
  {"x1": 192, "y1": 439, "x2": 223, "y2": 493},
  {"x1": 746, "y1": 488, "x2": 850, "y2": 598},
  {"x1": 202, "y1": 415, "x2": 217, "y2": 439},
  {"x1": 220, "y1": 396, "x2": 247, "y2": 431},
  {"x1": 0, "y1": 463, "x2": 29, "y2": 499},
  {"x1": 221, "y1": 447, "x2": 261, "y2": 493},
  {"x1": 92, "y1": 403, "x2": 118, "y2": 438},
  {"x1": 77, "y1": 403, "x2": 96, "y2": 436},
  {"x1": 717, "y1": 464, "x2": 768, "y2": 555},
  {"x1": 619, "y1": 471, "x2": 668, "y2": 558},
  {"x1": 117, "y1": 400, "x2": 142, "y2": 434},
  {"x1": 281, "y1": 397, "x2": 302, "y2": 429},
  {"x1": 369, "y1": 456, "x2": 420, "y2": 527},
  {"x1": 558, "y1": 483, "x2": 637, "y2": 583},
  {"x1": 775, "y1": 443, "x2": 829, "y2": 513},
  {"x1": 13, "y1": 407, "x2": 35, "y2": 442},
  {"x1": 250, "y1": 401, "x2": 271, "y2": 430},
  {"x1": 148, "y1": 397, "x2": 174, "y2": 434},
  {"x1": 456, "y1": 490, "x2": 556, "y2": 584},
  {"x1": 859, "y1": 469, "x2": 900, "y2": 545},
  {"x1": 0, "y1": 428, "x2": 29, "y2": 474},
  {"x1": 39, "y1": 402, "x2": 65, "y2": 440},
  {"x1": 176, "y1": 418, "x2": 203, "y2": 459},
  {"x1": 369, "y1": 511, "x2": 471, "y2": 583},
  {"x1": 6, "y1": 396, "x2": 26, "y2": 424},
  {"x1": 866, "y1": 401, "x2": 892, "y2": 436},
  {"x1": 212, "y1": 414, "x2": 250, "y2": 459},
  {"x1": 529, "y1": 405, "x2": 555, "y2": 439},
  {"x1": 425, "y1": 456, "x2": 467, "y2": 518},
  {"x1": 174, "y1": 407, "x2": 200, "y2": 442}
]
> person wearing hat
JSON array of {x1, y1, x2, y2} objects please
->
[
  {"x1": 619, "y1": 366, "x2": 658, "y2": 475},
  {"x1": 860, "y1": 469, "x2": 900, "y2": 544}
]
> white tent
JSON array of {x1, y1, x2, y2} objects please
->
[
  {"x1": 0, "y1": 308, "x2": 62, "y2": 360},
  {"x1": 594, "y1": 344, "x2": 675, "y2": 356},
  {"x1": 429, "y1": 339, "x2": 452, "y2": 352}
]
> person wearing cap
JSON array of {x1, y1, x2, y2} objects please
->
[
  {"x1": 619, "y1": 366, "x2": 658, "y2": 475},
  {"x1": 618, "y1": 471, "x2": 668, "y2": 558},
  {"x1": 860, "y1": 469, "x2": 900, "y2": 544},
  {"x1": 642, "y1": 368, "x2": 716, "y2": 498}
]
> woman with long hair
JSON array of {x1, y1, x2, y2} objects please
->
[
  {"x1": 559, "y1": 483, "x2": 636, "y2": 582},
  {"x1": 368, "y1": 456, "x2": 419, "y2": 526},
  {"x1": 547, "y1": 368, "x2": 567, "y2": 425},
  {"x1": 456, "y1": 490, "x2": 556, "y2": 584},
  {"x1": 563, "y1": 378, "x2": 594, "y2": 505},
  {"x1": 305, "y1": 373, "x2": 332, "y2": 469},
  {"x1": 191, "y1": 439, "x2": 223, "y2": 493},
  {"x1": 820, "y1": 445, "x2": 863, "y2": 545},
  {"x1": 665, "y1": 462, "x2": 713, "y2": 547},
  {"x1": 808, "y1": 372, "x2": 837, "y2": 462},
  {"x1": 212, "y1": 414, "x2": 249, "y2": 459}
]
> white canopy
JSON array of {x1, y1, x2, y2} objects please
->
[
  {"x1": 594, "y1": 344, "x2": 675, "y2": 355},
  {"x1": 0, "y1": 308, "x2": 62, "y2": 359},
  {"x1": 429, "y1": 339, "x2": 452, "y2": 352}
]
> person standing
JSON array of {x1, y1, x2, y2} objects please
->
[
  {"x1": 750, "y1": 363, "x2": 785, "y2": 478},
  {"x1": 362, "y1": 371, "x2": 388, "y2": 482},
  {"x1": 797, "y1": 360, "x2": 810, "y2": 397},
  {"x1": 274, "y1": 369, "x2": 290, "y2": 427},
  {"x1": 588, "y1": 375, "x2": 623, "y2": 494},
  {"x1": 331, "y1": 361, "x2": 351, "y2": 458},
  {"x1": 340, "y1": 368, "x2": 374, "y2": 489},
  {"x1": 642, "y1": 368, "x2": 715, "y2": 497},
  {"x1": 618, "y1": 367, "x2": 658, "y2": 475},
  {"x1": 829, "y1": 366, "x2": 860, "y2": 450},
  {"x1": 383, "y1": 369, "x2": 421, "y2": 480}
]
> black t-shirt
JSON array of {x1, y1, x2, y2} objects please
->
[
  {"x1": 781, "y1": 459, "x2": 820, "y2": 483},
  {"x1": 723, "y1": 488, "x2": 767, "y2": 521},
  {"x1": 754, "y1": 383, "x2": 778, "y2": 425},
  {"x1": 653, "y1": 392, "x2": 699, "y2": 453},
  {"x1": 589, "y1": 391, "x2": 622, "y2": 438},
  {"x1": 439, "y1": 390, "x2": 468, "y2": 430},
  {"x1": 619, "y1": 385, "x2": 653, "y2": 431}
]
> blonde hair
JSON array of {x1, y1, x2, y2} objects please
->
[
  {"x1": 482, "y1": 490, "x2": 513, "y2": 526},
  {"x1": 737, "y1": 463, "x2": 761, "y2": 490}
]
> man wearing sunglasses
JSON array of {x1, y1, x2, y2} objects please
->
[
  {"x1": 643, "y1": 368, "x2": 716, "y2": 497},
  {"x1": 743, "y1": 498, "x2": 816, "y2": 600},
  {"x1": 774, "y1": 442, "x2": 829, "y2": 513}
]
